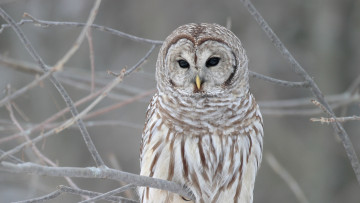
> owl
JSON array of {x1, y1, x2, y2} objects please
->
[{"x1": 139, "y1": 23, "x2": 263, "y2": 203}]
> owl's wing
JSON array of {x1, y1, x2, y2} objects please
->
[{"x1": 140, "y1": 93, "x2": 158, "y2": 164}]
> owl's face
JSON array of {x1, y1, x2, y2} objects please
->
[
  {"x1": 166, "y1": 39, "x2": 237, "y2": 96},
  {"x1": 156, "y1": 23, "x2": 249, "y2": 97}
]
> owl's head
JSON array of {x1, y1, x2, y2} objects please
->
[{"x1": 156, "y1": 23, "x2": 249, "y2": 97}]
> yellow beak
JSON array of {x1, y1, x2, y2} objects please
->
[{"x1": 195, "y1": 75, "x2": 201, "y2": 90}]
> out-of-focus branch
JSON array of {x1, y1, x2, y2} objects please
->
[
  {"x1": 0, "y1": 13, "x2": 163, "y2": 45},
  {"x1": 0, "y1": 55, "x2": 153, "y2": 96},
  {"x1": 266, "y1": 153, "x2": 309, "y2": 203},
  {"x1": 79, "y1": 184, "x2": 135, "y2": 203},
  {"x1": 5, "y1": 88, "x2": 87, "y2": 198},
  {"x1": 249, "y1": 71, "x2": 310, "y2": 88},
  {"x1": 51, "y1": 0, "x2": 102, "y2": 71},
  {"x1": 0, "y1": 120, "x2": 143, "y2": 133},
  {"x1": 1, "y1": 54, "x2": 357, "y2": 117},
  {"x1": 0, "y1": 68, "x2": 55, "y2": 107},
  {"x1": 0, "y1": 15, "x2": 317, "y2": 89},
  {"x1": 125, "y1": 45, "x2": 156, "y2": 76},
  {"x1": 310, "y1": 115, "x2": 360, "y2": 123},
  {"x1": 85, "y1": 89, "x2": 156, "y2": 119},
  {"x1": 13, "y1": 190, "x2": 62, "y2": 203},
  {"x1": 59, "y1": 185, "x2": 138, "y2": 203},
  {"x1": 239, "y1": 0, "x2": 360, "y2": 183},
  {"x1": 86, "y1": 29, "x2": 96, "y2": 92},
  {"x1": 0, "y1": 1, "x2": 106, "y2": 167},
  {"x1": 1, "y1": 162, "x2": 194, "y2": 201},
  {"x1": 0, "y1": 69, "x2": 126, "y2": 161},
  {"x1": 13, "y1": 185, "x2": 138, "y2": 203}
]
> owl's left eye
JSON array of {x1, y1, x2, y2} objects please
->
[
  {"x1": 178, "y1": 60, "x2": 190, "y2": 69},
  {"x1": 206, "y1": 57, "x2": 220, "y2": 67}
]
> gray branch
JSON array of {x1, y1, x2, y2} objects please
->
[
  {"x1": 13, "y1": 185, "x2": 138, "y2": 203},
  {"x1": 1, "y1": 162, "x2": 194, "y2": 201},
  {"x1": 239, "y1": 0, "x2": 360, "y2": 183},
  {"x1": 0, "y1": 1, "x2": 106, "y2": 167},
  {"x1": 0, "y1": 15, "x2": 313, "y2": 89}
]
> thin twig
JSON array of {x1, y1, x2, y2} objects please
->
[
  {"x1": 51, "y1": 0, "x2": 102, "y2": 71},
  {"x1": 79, "y1": 184, "x2": 135, "y2": 203},
  {"x1": 125, "y1": 44, "x2": 157, "y2": 76},
  {"x1": 266, "y1": 153, "x2": 310, "y2": 203},
  {"x1": 0, "y1": 55, "x2": 151, "y2": 95},
  {"x1": 0, "y1": 2, "x2": 106, "y2": 167},
  {"x1": 1, "y1": 14, "x2": 164, "y2": 45},
  {"x1": 13, "y1": 190, "x2": 62, "y2": 203},
  {"x1": 0, "y1": 120, "x2": 143, "y2": 133},
  {"x1": 0, "y1": 69, "x2": 55, "y2": 107},
  {"x1": 239, "y1": 0, "x2": 360, "y2": 183},
  {"x1": 86, "y1": 29, "x2": 96, "y2": 93},
  {"x1": 85, "y1": 89, "x2": 156, "y2": 119},
  {"x1": 5, "y1": 88, "x2": 89, "y2": 199},
  {"x1": 0, "y1": 83, "x2": 109, "y2": 145},
  {"x1": 311, "y1": 115, "x2": 360, "y2": 123},
  {"x1": 108, "y1": 153, "x2": 136, "y2": 199},
  {"x1": 0, "y1": 69, "x2": 126, "y2": 161},
  {"x1": 249, "y1": 71, "x2": 310, "y2": 88},
  {"x1": 59, "y1": 185, "x2": 138, "y2": 203},
  {"x1": 0, "y1": 149, "x2": 23, "y2": 164},
  {"x1": 12, "y1": 185, "x2": 138, "y2": 203},
  {"x1": 1, "y1": 162, "x2": 194, "y2": 200},
  {"x1": 5, "y1": 94, "x2": 53, "y2": 165},
  {"x1": 310, "y1": 99, "x2": 332, "y2": 115}
]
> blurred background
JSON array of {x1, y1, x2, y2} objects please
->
[{"x1": 0, "y1": 0, "x2": 359, "y2": 202}]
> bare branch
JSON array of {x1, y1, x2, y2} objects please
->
[
  {"x1": 125, "y1": 45, "x2": 157, "y2": 76},
  {"x1": 51, "y1": 0, "x2": 102, "y2": 71},
  {"x1": 85, "y1": 89, "x2": 156, "y2": 119},
  {"x1": 0, "y1": 69, "x2": 126, "y2": 161},
  {"x1": 311, "y1": 115, "x2": 360, "y2": 123},
  {"x1": 0, "y1": 149, "x2": 23, "y2": 164},
  {"x1": 0, "y1": 2, "x2": 106, "y2": 167},
  {"x1": 59, "y1": 185, "x2": 138, "y2": 203},
  {"x1": 0, "y1": 69, "x2": 55, "y2": 107},
  {"x1": 79, "y1": 184, "x2": 135, "y2": 203},
  {"x1": 13, "y1": 190, "x2": 62, "y2": 203},
  {"x1": 0, "y1": 16, "x2": 322, "y2": 89},
  {"x1": 239, "y1": 0, "x2": 360, "y2": 183},
  {"x1": 1, "y1": 162, "x2": 194, "y2": 201},
  {"x1": 13, "y1": 185, "x2": 138, "y2": 203},
  {"x1": 5, "y1": 88, "x2": 91, "y2": 199},
  {"x1": 249, "y1": 71, "x2": 310, "y2": 88},
  {"x1": 0, "y1": 13, "x2": 164, "y2": 45},
  {"x1": 86, "y1": 29, "x2": 96, "y2": 93},
  {"x1": 266, "y1": 153, "x2": 309, "y2": 203}
]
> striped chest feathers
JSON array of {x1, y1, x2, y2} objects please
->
[{"x1": 142, "y1": 92, "x2": 263, "y2": 199}]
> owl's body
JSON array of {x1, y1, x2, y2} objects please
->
[{"x1": 139, "y1": 23, "x2": 263, "y2": 203}]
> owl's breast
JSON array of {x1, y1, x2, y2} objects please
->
[{"x1": 140, "y1": 92, "x2": 263, "y2": 202}]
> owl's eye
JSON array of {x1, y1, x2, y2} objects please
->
[
  {"x1": 178, "y1": 60, "x2": 190, "y2": 69},
  {"x1": 206, "y1": 57, "x2": 220, "y2": 67}
]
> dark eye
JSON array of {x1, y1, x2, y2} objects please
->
[
  {"x1": 178, "y1": 60, "x2": 190, "y2": 69},
  {"x1": 206, "y1": 57, "x2": 220, "y2": 67}
]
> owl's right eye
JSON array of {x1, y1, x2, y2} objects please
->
[{"x1": 177, "y1": 60, "x2": 190, "y2": 69}]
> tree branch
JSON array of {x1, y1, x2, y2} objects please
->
[
  {"x1": 239, "y1": 0, "x2": 360, "y2": 184},
  {"x1": 0, "y1": 1, "x2": 107, "y2": 167},
  {"x1": 0, "y1": 69, "x2": 126, "y2": 161},
  {"x1": 311, "y1": 115, "x2": 360, "y2": 123},
  {"x1": 1, "y1": 162, "x2": 194, "y2": 201},
  {"x1": 266, "y1": 153, "x2": 309, "y2": 203},
  {"x1": 13, "y1": 185, "x2": 138, "y2": 203},
  {"x1": 79, "y1": 184, "x2": 135, "y2": 203},
  {"x1": 249, "y1": 71, "x2": 310, "y2": 88}
]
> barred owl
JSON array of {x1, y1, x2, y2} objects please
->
[{"x1": 139, "y1": 23, "x2": 263, "y2": 203}]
